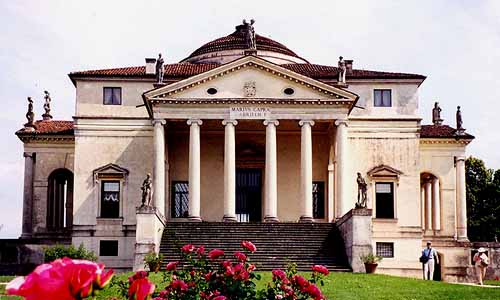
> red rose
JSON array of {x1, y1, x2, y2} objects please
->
[
  {"x1": 181, "y1": 244, "x2": 195, "y2": 253},
  {"x1": 165, "y1": 261, "x2": 179, "y2": 271},
  {"x1": 241, "y1": 241, "x2": 257, "y2": 253},
  {"x1": 234, "y1": 251, "x2": 247, "y2": 262},
  {"x1": 312, "y1": 265, "x2": 329, "y2": 275},
  {"x1": 170, "y1": 279, "x2": 188, "y2": 292},
  {"x1": 272, "y1": 269, "x2": 287, "y2": 281},
  {"x1": 197, "y1": 245, "x2": 206, "y2": 256},
  {"x1": 247, "y1": 264, "x2": 256, "y2": 272},
  {"x1": 208, "y1": 249, "x2": 225, "y2": 260},
  {"x1": 213, "y1": 296, "x2": 226, "y2": 300},
  {"x1": 305, "y1": 283, "x2": 324, "y2": 300},
  {"x1": 128, "y1": 275, "x2": 155, "y2": 300}
]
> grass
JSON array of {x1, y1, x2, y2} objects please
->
[
  {"x1": 0, "y1": 277, "x2": 14, "y2": 283},
  {"x1": 485, "y1": 280, "x2": 500, "y2": 287},
  {"x1": 1, "y1": 272, "x2": 499, "y2": 299}
]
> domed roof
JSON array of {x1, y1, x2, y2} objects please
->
[{"x1": 181, "y1": 22, "x2": 308, "y2": 64}]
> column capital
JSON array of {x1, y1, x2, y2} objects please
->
[
  {"x1": 455, "y1": 156, "x2": 466, "y2": 162},
  {"x1": 263, "y1": 119, "x2": 279, "y2": 126},
  {"x1": 299, "y1": 120, "x2": 315, "y2": 127},
  {"x1": 335, "y1": 119, "x2": 348, "y2": 127},
  {"x1": 187, "y1": 119, "x2": 203, "y2": 126},
  {"x1": 152, "y1": 119, "x2": 166, "y2": 126},
  {"x1": 222, "y1": 119, "x2": 238, "y2": 126}
]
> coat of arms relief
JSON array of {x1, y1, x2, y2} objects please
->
[{"x1": 243, "y1": 81, "x2": 256, "y2": 97}]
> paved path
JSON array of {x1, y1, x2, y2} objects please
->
[{"x1": 450, "y1": 281, "x2": 500, "y2": 288}]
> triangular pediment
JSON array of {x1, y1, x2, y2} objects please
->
[
  {"x1": 367, "y1": 164, "x2": 403, "y2": 179},
  {"x1": 93, "y1": 163, "x2": 129, "y2": 176},
  {"x1": 143, "y1": 56, "x2": 358, "y2": 102}
]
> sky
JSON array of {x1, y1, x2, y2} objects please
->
[{"x1": 0, "y1": 0, "x2": 499, "y2": 238}]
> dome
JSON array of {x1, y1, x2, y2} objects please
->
[{"x1": 181, "y1": 22, "x2": 309, "y2": 65}]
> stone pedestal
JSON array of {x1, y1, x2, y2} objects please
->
[
  {"x1": 133, "y1": 205, "x2": 166, "y2": 271},
  {"x1": 336, "y1": 208, "x2": 373, "y2": 273}
]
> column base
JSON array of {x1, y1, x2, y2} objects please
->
[
  {"x1": 222, "y1": 215, "x2": 237, "y2": 222},
  {"x1": 299, "y1": 216, "x2": 314, "y2": 223},
  {"x1": 264, "y1": 216, "x2": 279, "y2": 223},
  {"x1": 188, "y1": 216, "x2": 202, "y2": 222}
]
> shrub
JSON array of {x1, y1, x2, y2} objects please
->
[
  {"x1": 43, "y1": 243, "x2": 97, "y2": 262},
  {"x1": 360, "y1": 253, "x2": 382, "y2": 264}
]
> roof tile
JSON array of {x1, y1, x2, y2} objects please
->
[
  {"x1": 420, "y1": 124, "x2": 474, "y2": 139},
  {"x1": 16, "y1": 120, "x2": 74, "y2": 136}
]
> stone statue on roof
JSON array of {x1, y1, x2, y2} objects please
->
[
  {"x1": 242, "y1": 19, "x2": 256, "y2": 50},
  {"x1": 141, "y1": 173, "x2": 153, "y2": 207},
  {"x1": 456, "y1": 106, "x2": 465, "y2": 134},
  {"x1": 25, "y1": 97, "x2": 35, "y2": 128},
  {"x1": 432, "y1": 102, "x2": 443, "y2": 125},
  {"x1": 338, "y1": 56, "x2": 346, "y2": 84},
  {"x1": 156, "y1": 53, "x2": 164, "y2": 84},
  {"x1": 356, "y1": 172, "x2": 368, "y2": 209},
  {"x1": 42, "y1": 90, "x2": 53, "y2": 121}
]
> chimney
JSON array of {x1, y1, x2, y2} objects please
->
[
  {"x1": 145, "y1": 58, "x2": 156, "y2": 74},
  {"x1": 345, "y1": 59, "x2": 353, "y2": 73}
]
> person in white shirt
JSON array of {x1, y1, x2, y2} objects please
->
[
  {"x1": 421, "y1": 241, "x2": 439, "y2": 280},
  {"x1": 473, "y1": 247, "x2": 489, "y2": 285}
]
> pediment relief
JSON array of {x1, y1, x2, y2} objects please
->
[
  {"x1": 367, "y1": 164, "x2": 403, "y2": 179},
  {"x1": 144, "y1": 56, "x2": 358, "y2": 103}
]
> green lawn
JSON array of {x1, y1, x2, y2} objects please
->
[{"x1": 1, "y1": 272, "x2": 499, "y2": 300}]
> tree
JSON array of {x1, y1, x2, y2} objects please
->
[{"x1": 466, "y1": 157, "x2": 500, "y2": 241}]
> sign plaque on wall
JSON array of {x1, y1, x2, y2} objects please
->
[{"x1": 229, "y1": 107, "x2": 271, "y2": 119}]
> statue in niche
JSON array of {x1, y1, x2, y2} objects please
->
[
  {"x1": 156, "y1": 53, "x2": 164, "y2": 84},
  {"x1": 25, "y1": 97, "x2": 35, "y2": 128},
  {"x1": 42, "y1": 90, "x2": 52, "y2": 120},
  {"x1": 141, "y1": 173, "x2": 153, "y2": 207},
  {"x1": 356, "y1": 172, "x2": 368, "y2": 209},
  {"x1": 243, "y1": 19, "x2": 256, "y2": 50},
  {"x1": 338, "y1": 56, "x2": 346, "y2": 83},
  {"x1": 432, "y1": 102, "x2": 443, "y2": 125}
]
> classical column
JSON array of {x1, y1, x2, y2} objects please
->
[
  {"x1": 432, "y1": 177, "x2": 441, "y2": 231},
  {"x1": 421, "y1": 185, "x2": 425, "y2": 230},
  {"x1": 21, "y1": 152, "x2": 35, "y2": 239},
  {"x1": 335, "y1": 120, "x2": 348, "y2": 217},
  {"x1": 263, "y1": 120, "x2": 279, "y2": 222},
  {"x1": 456, "y1": 157, "x2": 468, "y2": 240},
  {"x1": 188, "y1": 119, "x2": 202, "y2": 221},
  {"x1": 424, "y1": 180, "x2": 432, "y2": 230},
  {"x1": 152, "y1": 120, "x2": 166, "y2": 216},
  {"x1": 222, "y1": 120, "x2": 237, "y2": 222},
  {"x1": 299, "y1": 120, "x2": 315, "y2": 222}
]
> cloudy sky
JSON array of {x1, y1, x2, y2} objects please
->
[{"x1": 0, "y1": 0, "x2": 499, "y2": 237}]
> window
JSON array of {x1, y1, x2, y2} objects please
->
[
  {"x1": 207, "y1": 87, "x2": 218, "y2": 95},
  {"x1": 101, "y1": 181, "x2": 120, "y2": 218},
  {"x1": 283, "y1": 87, "x2": 295, "y2": 95},
  {"x1": 375, "y1": 182, "x2": 394, "y2": 218},
  {"x1": 374, "y1": 89, "x2": 392, "y2": 107},
  {"x1": 313, "y1": 181, "x2": 325, "y2": 219},
  {"x1": 376, "y1": 242, "x2": 394, "y2": 258},
  {"x1": 99, "y1": 240, "x2": 118, "y2": 256},
  {"x1": 171, "y1": 181, "x2": 189, "y2": 218},
  {"x1": 103, "y1": 87, "x2": 122, "y2": 105}
]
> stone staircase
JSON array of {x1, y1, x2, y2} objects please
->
[{"x1": 159, "y1": 222, "x2": 351, "y2": 272}]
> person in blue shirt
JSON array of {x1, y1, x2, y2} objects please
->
[{"x1": 422, "y1": 241, "x2": 439, "y2": 280}]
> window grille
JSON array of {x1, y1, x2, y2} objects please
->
[
  {"x1": 376, "y1": 242, "x2": 394, "y2": 258},
  {"x1": 171, "y1": 181, "x2": 189, "y2": 218}
]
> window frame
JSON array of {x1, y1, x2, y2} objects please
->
[
  {"x1": 312, "y1": 181, "x2": 325, "y2": 219},
  {"x1": 171, "y1": 181, "x2": 189, "y2": 218},
  {"x1": 374, "y1": 181, "x2": 396, "y2": 219},
  {"x1": 373, "y1": 89, "x2": 392, "y2": 107},
  {"x1": 103, "y1": 87, "x2": 122, "y2": 105},
  {"x1": 100, "y1": 180, "x2": 121, "y2": 218},
  {"x1": 376, "y1": 242, "x2": 394, "y2": 258}
]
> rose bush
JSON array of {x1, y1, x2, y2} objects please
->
[
  {"x1": 6, "y1": 257, "x2": 113, "y2": 300},
  {"x1": 123, "y1": 240, "x2": 329, "y2": 300}
]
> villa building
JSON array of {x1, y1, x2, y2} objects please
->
[{"x1": 15, "y1": 21, "x2": 479, "y2": 281}]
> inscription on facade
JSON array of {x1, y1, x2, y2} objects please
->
[{"x1": 229, "y1": 107, "x2": 271, "y2": 119}]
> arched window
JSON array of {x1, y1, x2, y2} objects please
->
[{"x1": 47, "y1": 169, "x2": 73, "y2": 230}]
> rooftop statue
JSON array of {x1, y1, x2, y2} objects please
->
[
  {"x1": 24, "y1": 97, "x2": 35, "y2": 128},
  {"x1": 42, "y1": 90, "x2": 53, "y2": 120},
  {"x1": 432, "y1": 102, "x2": 443, "y2": 125},
  {"x1": 456, "y1": 106, "x2": 465, "y2": 134},
  {"x1": 242, "y1": 19, "x2": 256, "y2": 50},
  {"x1": 141, "y1": 173, "x2": 153, "y2": 207},
  {"x1": 356, "y1": 172, "x2": 368, "y2": 209},
  {"x1": 156, "y1": 53, "x2": 164, "y2": 84},
  {"x1": 338, "y1": 56, "x2": 346, "y2": 84}
]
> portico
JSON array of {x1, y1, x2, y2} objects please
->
[{"x1": 144, "y1": 56, "x2": 358, "y2": 222}]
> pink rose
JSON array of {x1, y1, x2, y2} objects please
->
[
  {"x1": 165, "y1": 261, "x2": 179, "y2": 271},
  {"x1": 312, "y1": 265, "x2": 329, "y2": 275},
  {"x1": 181, "y1": 244, "x2": 195, "y2": 253},
  {"x1": 241, "y1": 241, "x2": 257, "y2": 253},
  {"x1": 208, "y1": 249, "x2": 225, "y2": 260}
]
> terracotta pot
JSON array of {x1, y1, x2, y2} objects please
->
[{"x1": 364, "y1": 262, "x2": 378, "y2": 274}]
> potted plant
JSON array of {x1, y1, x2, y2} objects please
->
[
  {"x1": 360, "y1": 253, "x2": 382, "y2": 274},
  {"x1": 144, "y1": 252, "x2": 163, "y2": 272}
]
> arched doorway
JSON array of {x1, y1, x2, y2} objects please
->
[{"x1": 47, "y1": 169, "x2": 73, "y2": 231}]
